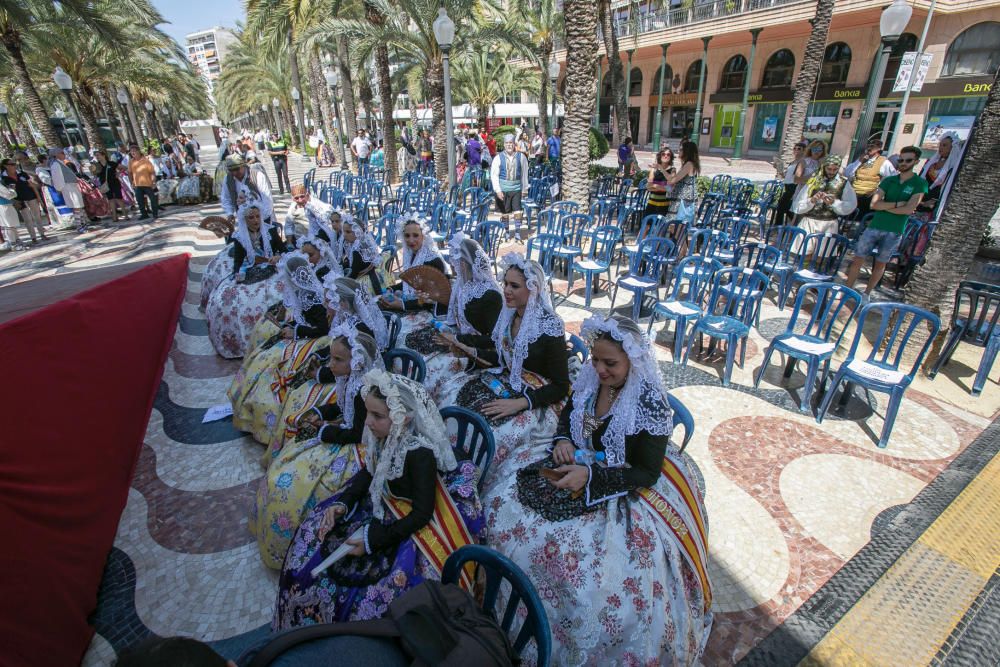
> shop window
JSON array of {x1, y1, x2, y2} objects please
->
[
  {"x1": 882, "y1": 33, "x2": 918, "y2": 86},
  {"x1": 719, "y1": 55, "x2": 748, "y2": 91},
  {"x1": 804, "y1": 101, "x2": 840, "y2": 148},
  {"x1": 942, "y1": 22, "x2": 1000, "y2": 77},
  {"x1": 761, "y1": 49, "x2": 795, "y2": 88},
  {"x1": 820, "y1": 42, "x2": 851, "y2": 85},
  {"x1": 685, "y1": 60, "x2": 703, "y2": 93},
  {"x1": 629, "y1": 67, "x2": 644, "y2": 97},
  {"x1": 652, "y1": 64, "x2": 674, "y2": 94},
  {"x1": 921, "y1": 96, "x2": 988, "y2": 150},
  {"x1": 750, "y1": 102, "x2": 786, "y2": 150}
]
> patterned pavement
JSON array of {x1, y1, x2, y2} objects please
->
[{"x1": 2, "y1": 154, "x2": 997, "y2": 665}]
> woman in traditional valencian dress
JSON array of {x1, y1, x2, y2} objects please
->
[
  {"x1": 176, "y1": 153, "x2": 205, "y2": 205},
  {"x1": 488, "y1": 315, "x2": 712, "y2": 665},
  {"x1": 340, "y1": 214, "x2": 384, "y2": 296},
  {"x1": 206, "y1": 205, "x2": 287, "y2": 359},
  {"x1": 230, "y1": 252, "x2": 331, "y2": 445},
  {"x1": 264, "y1": 276, "x2": 390, "y2": 465},
  {"x1": 436, "y1": 253, "x2": 569, "y2": 491},
  {"x1": 401, "y1": 233, "x2": 502, "y2": 400},
  {"x1": 274, "y1": 370, "x2": 484, "y2": 627},
  {"x1": 250, "y1": 324, "x2": 382, "y2": 569}
]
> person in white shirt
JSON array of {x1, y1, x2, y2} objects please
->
[
  {"x1": 48, "y1": 147, "x2": 87, "y2": 232},
  {"x1": 530, "y1": 130, "x2": 546, "y2": 168},
  {"x1": 254, "y1": 129, "x2": 267, "y2": 151},
  {"x1": 350, "y1": 129, "x2": 373, "y2": 171},
  {"x1": 220, "y1": 154, "x2": 274, "y2": 225},
  {"x1": 489, "y1": 134, "x2": 530, "y2": 239},
  {"x1": 283, "y1": 184, "x2": 336, "y2": 247}
]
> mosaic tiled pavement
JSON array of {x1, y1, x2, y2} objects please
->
[{"x1": 3, "y1": 156, "x2": 997, "y2": 666}]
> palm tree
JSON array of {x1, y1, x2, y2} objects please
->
[
  {"x1": 777, "y1": 0, "x2": 835, "y2": 173},
  {"x1": 453, "y1": 51, "x2": 538, "y2": 129},
  {"x1": 904, "y1": 66, "x2": 1000, "y2": 367},
  {"x1": 597, "y1": 0, "x2": 629, "y2": 145},
  {"x1": 561, "y1": 0, "x2": 599, "y2": 203},
  {"x1": 513, "y1": 0, "x2": 563, "y2": 135},
  {"x1": 364, "y1": 0, "x2": 399, "y2": 181}
]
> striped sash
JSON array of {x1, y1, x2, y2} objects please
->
[
  {"x1": 282, "y1": 384, "x2": 338, "y2": 441},
  {"x1": 270, "y1": 338, "x2": 327, "y2": 402},
  {"x1": 636, "y1": 456, "x2": 712, "y2": 613},
  {"x1": 385, "y1": 477, "x2": 476, "y2": 591}
]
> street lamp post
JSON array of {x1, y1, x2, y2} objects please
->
[
  {"x1": 52, "y1": 67, "x2": 89, "y2": 150},
  {"x1": 325, "y1": 69, "x2": 349, "y2": 167},
  {"x1": 652, "y1": 43, "x2": 670, "y2": 153},
  {"x1": 887, "y1": 0, "x2": 935, "y2": 156},
  {"x1": 0, "y1": 102, "x2": 19, "y2": 148},
  {"x1": 272, "y1": 97, "x2": 284, "y2": 139},
  {"x1": 433, "y1": 7, "x2": 457, "y2": 189},
  {"x1": 291, "y1": 86, "x2": 311, "y2": 163},
  {"x1": 732, "y1": 28, "x2": 762, "y2": 161},
  {"x1": 594, "y1": 56, "x2": 603, "y2": 130},
  {"x1": 548, "y1": 59, "x2": 560, "y2": 134},
  {"x1": 54, "y1": 108, "x2": 68, "y2": 146},
  {"x1": 117, "y1": 87, "x2": 139, "y2": 144},
  {"x1": 690, "y1": 37, "x2": 712, "y2": 144},
  {"x1": 850, "y1": 0, "x2": 912, "y2": 160}
]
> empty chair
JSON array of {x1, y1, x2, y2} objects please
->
[
  {"x1": 687, "y1": 228, "x2": 730, "y2": 260},
  {"x1": 441, "y1": 546, "x2": 552, "y2": 667},
  {"x1": 474, "y1": 220, "x2": 506, "y2": 273},
  {"x1": 648, "y1": 255, "x2": 722, "y2": 360},
  {"x1": 619, "y1": 214, "x2": 669, "y2": 271},
  {"x1": 383, "y1": 311, "x2": 402, "y2": 349},
  {"x1": 440, "y1": 406, "x2": 495, "y2": 491},
  {"x1": 569, "y1": 225, "x2": 622, "y2": 306},
  {"x1": 526, "y1": 233, "x2": 561, "y2": 278},
  {"x1": 754, "y1": 282, "x2": 862, "y2": 412},
  {"x1": 684, "y1": 267, "x2": 769, "y2": 386},
  {"x1": 566, "y1": 332, "x2": 588, "y2": 362},
  {"x1": 667, "y1": 393, "x2": 695, "y2": 453},
  {"x1": 610, "y1": 236, "x2": 675, "y2": 321},
  {"x1": 766, "y1": 224, "x2": 808, "y2": 308},
  {"x1": 816, "y1": 302, "x2": 941, "y2": 448},
  {"x1": 779, "y1": 232, "x2": 851, "y2": 309},
  {"x1": 384, "y1": 347, "x2": 427, "y2": 382},
  {"x1": 928, "y1": 281, "x2": 1000, "y2": 396},
  {"x1": 551, "y1": 212, "x2": 592, "y2": 273}
]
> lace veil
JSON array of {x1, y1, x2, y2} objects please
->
[
  {"x1": 325, "y1": 276, "x2": 389, "y2": 350},
  {"x1": 328, "y1": 321, "x2": 383, "y2": 429},
  {"x1": 491, "y1": 253, "x2": 563, "y2": 392},
  {"x1": 297, "y1": 235, "x2": 342, "y2": 279},
  {"x1": 398, "y1": 212, "x2": 444, "y2": 299},
  {"x1": 343, "y1": 215, "x2": 381, "y2": 265},
  {"x1": 569, "y1": 315, "x2": 673, "y2": 467},
  {"x1": 277, "y1": 252, "x2": 325, "y2": 323},
  {"x1": 232, "y1": 204, "x2": 273, "y2": 261},
  {"x1": 361, "y1": 369, "x2": 456, "y2": 519},
  {"x1": 446, "y1": 233, "x2": 501, "y2": 335}
]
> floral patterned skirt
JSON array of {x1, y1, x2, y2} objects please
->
[
  {"x1": 435, "y1": 369, "x2": 559, "y2": 496},
  {"x1": 245, "y1": 302, "x2": 285, "y2": 355},
  {"x1": 230, "y1": 337, "x2": 328, "y2": 446},
  {"x1": 273, "y1": 462, "x2": 485, "y2": 628},
  {"x1": 200, "y1": 246, "x2": 234, "y2": 309},
  {"x1": 263, "y1": 375, "x2": 338, "y2": 469},
  {"x1": 157, "y1": 177, "x2": 178, "y2": 205},
  {"x1": 483, "y1": 443, "x2": 713, "y2": 666},
  {"x1": 250, "y1": 435, "x2": 367, "y2": 570},
  {"x1": 177, "y1": 175, "x2": 201, "y2": 203},
  {"x1": 396, "y1": 317, "x2": 461, "y2": 402},
  {"x1": 206, "y1": 274, "x2": 286, "y2": 359}
]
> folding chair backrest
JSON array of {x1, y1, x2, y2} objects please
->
[
  {"x1": 587, "y1": 225, "x2": 622, "y2": 262},
  {"x1": 952, "y1": 281, "x2": 1000, "y2": 347},
  {"x1": 527, "y1": 233, "x2": 560, "y2": 273},
  {"x1": 847, "y1": 302, "x2": 941, "y2": 379},
  {"x1": 800, "y1": 233, "x2": 850, "y2": 274},
  {"x1": 708, "y1": 267, "x2": 768, "y2": 322},
  {"x1": 669, "y1": 255, "x2": 722, "y2": 305},
  {"x1": 788, "y1": 282, "x2": 862, "y2": 346},
  {"x1": 767, "y1": 224, "x2": 807, "y2": 261}
]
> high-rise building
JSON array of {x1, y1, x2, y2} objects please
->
[{"x1": 185, "y1": 27, "x2": 238, "y2": 95}]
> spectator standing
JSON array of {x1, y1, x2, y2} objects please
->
[
  {"x1": 2, "y1": 157, "x2": 47, "y2": 242},
  {"x1": 530, "y1": 130, "x2": 546, "y2": 168},
  {"x1": 845, "y1": 138, "x2": 897, "y2": 219},
  {"x1": 617, "y1": 136, "x2": 636, "y2": 178},
  {"x1": 267, "y1": 133, "x2": 291, "y2": 194},
  {"x1": 127, "y1": 143, "x2": 159, "y2": 221},
  {"x1": 484, "y1": 131, "x2": 497, "y2": 157},
  {"x1": 93, "y1": 150, "x2": 128, "y2": 222},
  {"x1": 845, "y1": 145, "x2": 927, "y2": 295},
  {"x1": 547, "y1": 127, "x2": 561, "y2": 170},
  {"x1": 0, "y1": 176, "x2": 23, "y2": 250},
  {"x1": 48, "y1": 147, "x2": 87, "y2": 231},
  {"x1": 370, "y1": 140, "x2": 385, "y2": 170},
  {"x1": 351, "y1": 128, "x2": 373, "y2": 172},
  {"x1": 774, "y1": 141, "x2": 808, "y2": 226},
  {"x1": 466, "y1": 132, "x2": 482, "y2": 171},
  {"x1": 489, "y1": 133, "x2": 530, "y2": 239}
]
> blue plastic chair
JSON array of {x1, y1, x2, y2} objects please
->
[
  {"x1": 382, "y1": 311, "x2": 401, "y2": 350},
  {"x1": 667, "y1": 393, "x2": 694, "y2": 453},
  {"x1": 384, "y1": 348, "x2": 427, "y2": 382},
  {"x1": 610, "y1": 236, "x2": 675, "y2": 321},
  {"x1": 618, "y1": 186, "x2": 650, "y2": 232},
  {"x1": 816, "y1": 302, "x2": 941, "y2": 448},
  {"x1": 755, "y1": 282, "x2": 862, "y2": 412},
  {"x1": 928, "y1": 281, "x2": 1000, "y2": 396},
  {"x1": 566, "y1": 332, "x2": 588, "y2": 362},
  {"x1": 779, "y1": 232, "x2": 851, "y2": 309},
  {"x1": 526, "y1": 233, "x2": 560, "y2": 277},
  {"x1": 649, "y1": 255, "x2": 722, "y2": 360},
  {"x1": 551, "y1": 213, "x2": 591, "y2": 273},
  {"x1": 440, "y1": 406, "x2": 495, "y2": 491},
  {"x1": 619, "y1": 214, "x2": 669, "y2": 271},
  {"x1": 684, "y1": 267, "x2": 769, "y2": 386},
  {"x1": 475, "y1": 220, "x2": 506, "y2": 273},
  {"x1": 687, "y1": 228, "x2": 730, "y2": 260},
  {"x1": 766, "y1": 224, "x2": 808, "y2": 308},
  {"x1": 569, "y1": 225, "x2": 622, "y2": 306},
  {"x1": 441, "y1": 546, "x2": 553, "y2": 667}
]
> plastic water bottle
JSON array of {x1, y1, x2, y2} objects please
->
[
  {"x1": 481, "y1": 375, "x2": 512, "y2": 398},
  {"x1": 575, "y1": 450, "x2": 607, "y2": 466},
  {"x1": 382, "y1": 289, "x2": 395, "y2": 304},
  {"x1": 433, "y1": 320, "x2": 454, "y2": 335}
]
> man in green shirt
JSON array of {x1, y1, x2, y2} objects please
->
[
  {"x1": 845, "y1": 145, "x2": 928, "y2": 296},
  {"x1": 267, "y1": 133, "x2": 291, "y2": 194}
]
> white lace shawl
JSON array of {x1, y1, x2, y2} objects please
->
[
  {"x1": 491, "y1": 253, "x2": 563, "y2": 393},
  {"x1": 277, "y1": 251, "x2": 325, "y2": 324},
  {"x1": 297, "y1": 235, "x2": 342, "y2": 279},
  {"x1": 331, "y1": 208, "x2": 352, "y2": 262},
  {"x1": 398, "y1": 214, "x2": 444, "y2": 299},
  {"x1": 920, "y1": 131, "x2": 964, "y2": 189},
  {"x1": 328, "y1": 321, "x2": 383, "y2": 430},
  {"x1": 361, "y1": 369, "x2": 456, "y2": 519},
  {"x1": 569, "y1": 315, "x2": 674, "y2": 467},
  {"x1": 325, "y1": 277, "x2": 390, "y2": 351},
  {"x1": 344, "y1": 218, "x2": 381, "y2": 265},
  {"x1": 232, "y1": 204, "x2": 273, "y2": 265},
  {"x1": 305, "y1": 199, "x2": 337, "y2": 240},
  {"x1": 447, "y1": 233, "x2": 501, "y2": 336}
]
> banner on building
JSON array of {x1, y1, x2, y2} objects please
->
[{"x1": 893, "y1": 52, "x2": 933, "y2": 93}]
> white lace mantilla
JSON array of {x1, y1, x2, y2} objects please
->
[{"x1": 447, "y1": 233, "x2": 501, "y2": 335}]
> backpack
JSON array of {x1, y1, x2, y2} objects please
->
[{"x1": 247, "y1": 580, "x2": 518, "y2": 667}]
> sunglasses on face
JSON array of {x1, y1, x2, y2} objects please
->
[
  {"x1": 794, "y1": 146, "x2": 804, "y2": 150},
  {"x1": 810, "y1": 147, "x2": 822, "y2": 153},
  {"x1": 897, "y1": 158, "x2": 916, "y2": 164}
]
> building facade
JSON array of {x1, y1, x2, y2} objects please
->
[
  {"x1": 555, "y1": 0, "x2": 999, "y2": 159},
  {"x1": 185, "y1": 27, "x2": 238, "y2": 96}
]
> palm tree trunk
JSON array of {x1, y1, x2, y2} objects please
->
[
  {"x1": 123, "y1": 87, "x2": 144, "y2": 142},
  {"x1": 288, "y1": 34, "x2": 307, "y2": 152},
  {"x1": 364, "y1": 1, "x2": 398, "y2": 182},
  {"x1": 76, "y1": 88, "x2": 104, "y2": 149},
  {"x1": 309, "y1": 52, "x2": 339, "y2": 166},
  {"x1": 427, "y1": 58, "x2": 448, "y2": 185},
  {"x1": 408, "y1": 87, "x2": 419, "y2": 139},
  {"x1": 306, "y1": 53, "x2": 328, "y2": 141},
  {"x1": 98, "y1": 85, "x2": 123, "y2": 144},
  {"x1": 904, "y1": 66, "x2": 1000, "y2": 368},
  {"x1": 1, "y1": 26, "x2": 60, "y2": 147},
  {"x1": 598, "y1": 0, "x2": 629, "y2": 145},
  {"x1": 777, "y1": 0, "x2": 834, "y2": 174},
  {"x1": 562, "y1": 0, "x2": 599, "y2": 204},
  {"x1": 336, "y1": 37, "x2": 359, "y2": 171},
  {"x1": 359, "y1": 74, "x2": 374, "y2": 134},
  {"x1": 538, "y1": 43, "x2": 552, "y2": 135}
]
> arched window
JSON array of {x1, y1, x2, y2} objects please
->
[
  {"x1": 761, "y1": 49, "x2": 795, "y2": 88},
  {"x1": 942, "y1": 22, "x2": 1000, "y2": 76},
  {"x1": 820, "y1": 42, "x2": 852, "y2": 85},
  {"x1": 628, "y1": 67, "x2": 644, "y2": 97},
  {"x1": 883, "y1": 33, "x2": 918, "y2": 86},
  {"x1": 685, "y1": 60, "x2": 703, "y2": 93},
  {"x1": 719, "y1": 55, "x2": 748, "y2": 91},
  {"x1": 652, "y1": 64, "x2": 674, "y2": 94}
]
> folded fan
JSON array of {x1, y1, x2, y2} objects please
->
[{"x1": 398, "y1": 265, "x2": 451, "y2": 305}]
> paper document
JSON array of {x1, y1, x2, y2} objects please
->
[{"x1": 202, "y1": 404, "x2": 234, "y2": 423}]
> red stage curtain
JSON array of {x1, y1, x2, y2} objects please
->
[{"x1": 0, "y1": 255, "x2": 189, "y2": 667}]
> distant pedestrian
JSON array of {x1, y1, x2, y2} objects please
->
[
  {"x1": 48, "y1": 147, "x2": 87, "y2": 231},
  {"x1": 618, "y1": 136, "x2": 636, "y2": 178},
  {"x1": 267, "y1": 133, "x2": 291, "y2": 194},
  {"x1": 127, "y1": 143, "x2": 159, "y2": 221},
  {"x1": 546, "y1": 127, "x2": 561, "y2": 170}
]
